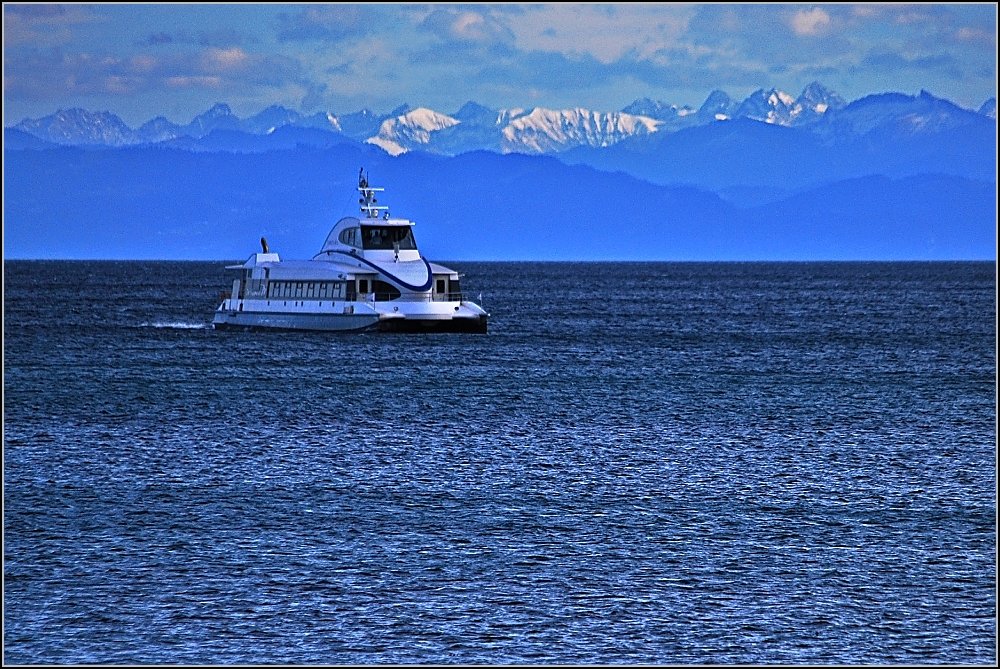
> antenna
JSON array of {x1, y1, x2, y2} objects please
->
[{"x1": 357, "y1": 167, "x2": 387, "y2": 218}]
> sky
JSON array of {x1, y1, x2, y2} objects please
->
[{"x1": 2, "y1": 2, "x2": 997, "y2": 128}]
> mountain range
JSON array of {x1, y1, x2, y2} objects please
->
[
  {"x1": 3, "y1": 83, "x2": 996, "y2": 261},
  {"x1": 9, "y1": 82, "x2": 996, "y2": 156}
]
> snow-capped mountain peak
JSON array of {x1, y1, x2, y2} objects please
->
[
  {"x1": 736, "y1": 88, "x2": 798, "y2": 126},
  {"x1": 500, "y1": 107, "x2": 661, "y2": 154},
  {"x1": 772, "y1": 90, "x2": 796, "y2": 107},
  {"x1": 794, "y1": 81, "x2": 847, "y2": 123},
  {"x1": 366, "y1": 107, "x2": 461, "y2": 156},
  {"x1": 697, "y1": 90, "x2": 738, "y2": 123}
]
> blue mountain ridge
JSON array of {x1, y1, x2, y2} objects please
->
[{"x1": 3, "y1": 142, "x2": 994, "y2": 260}]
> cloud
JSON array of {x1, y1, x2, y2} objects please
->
[
  {"x1": 3, "y1": 44, "x2": 306, "y2": 103},
  {"x1": 197, "y1": 29, "x2": 252, "y2": 49},
  {"x1": 276, "y1": 5, "x2": 372, "y2": 42},
  {"x1": 165, "y1": 75, "x2": 222, "y2": 90},
  {"x1": 861, "y1": 51, "x2": 959, "y2": 73},
  {"x1": 299, "y1": 81, "x2": 329, "y2": 112},
  {"x1": 955, "y1": 26, "x2": 995, "y2": 47},
  {"x1": 419, "y1": 7, "x2": 515, "y2": 46},
  {"x1": 4, "y1": 48, "x2": 139, "y2": 100},
  {"x1": 3, "y1": 3, "x2": 994, "y2": 124},
  {"x1": 201, "y1": 47, "x2": 250, "y2": 71},
  {"x1": 2, "y1": 3, "x2": 94, "y2": 47},
  {"x1": 507, "y1": 4, "x2": 691, "y2": 63},
  {"x1": 790, "y1": 8, "x2": 832, "y2": 36},
  {"x1": 135, "y1": 28, "x2": 251, "y2": 49},
  {"x1": 140, "y1": 32, "x2": 173, "y2": 46}
]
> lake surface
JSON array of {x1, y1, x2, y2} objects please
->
[{"x1": 3, "y1": 260, "x2": 996, "y2": 664}]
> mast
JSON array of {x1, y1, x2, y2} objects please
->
[{"x1": 358, "y1": 167, "x2": 389, "y2": 219}]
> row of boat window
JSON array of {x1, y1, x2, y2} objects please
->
[{"x1": 267, "y1": 281, "x2": 347, "y2": 300}]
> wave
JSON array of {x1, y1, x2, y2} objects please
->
[{"x1": 141, "y1": 321, "x2": 211, "y2": 330}]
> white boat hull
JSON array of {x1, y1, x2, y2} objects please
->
[{"x1": 212, "y1": 298, "x2": 488, "y2": 333}]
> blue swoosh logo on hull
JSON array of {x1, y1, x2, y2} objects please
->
[{"x1": 331, "y1": 250, "x2": 434, "y2": 291}]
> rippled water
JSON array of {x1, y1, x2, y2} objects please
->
[{"x1": 3, "y1": 260, "x2": 996, "y2": 664}]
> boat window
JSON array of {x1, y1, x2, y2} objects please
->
[
  {"x1": 339, "y1": 227, "x2": 360, "y2": 248},
  {"x1": 436, "y1": 279, "x2": 446, "y2": 294},
  {"x1": 295, "y1": 282, "x2": 303, "y2": 298},
  {"x1": 361, "y1": 226, "x2": 416, "y2": 251},
  {"x1": 373, "y1": 280, "x2": 401, "y2": 302}
]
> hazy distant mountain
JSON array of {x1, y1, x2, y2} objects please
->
[
  {"x1": 452, "y1": 101, "x2": 504, "y2": 126},
  {"x1": 697, "y1": 90, "x2": 739, "y2": 123},
  {"x1": 431, "y1": 101, "x2": 517, "y2": 154},
  {"x1": 621, "y1": 98, "x2": 699, "y2": 132},
  {"x1": 622, "y1": 97, "x2": 696, "y2": 120},
  {"x1": 14, "y1": 107, "x2": 139, "y2": 145},
  {"x1": 242, "y1": 104, "x2": 304, "y2": 134},
  {"x1": 978, "y1": 98, "x2": 996, "y2": 119},
  {"x1": 335, "y1": 108, "x2": 396, "y2": 140},
  {"x1": 297, "y1": 111, "x2": 343, "y2": 133},
  {"x1": 2, "y1": 127, "x2": 57, "y2": 150},
  {"x1": 3, "y1": 143, "x2": 993, "y2": 260},
  {"x1": 137, "y1": 115, "x2": 184, "y2": 143},
  {"x1": 183, "y1": 102, "x2": 242, "y2": 138},
  {"x1": 810, "y1": 90, "x2": 990, "y2": 142}
]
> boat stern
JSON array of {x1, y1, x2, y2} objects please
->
[{"x1": 375, "y1": 300, "x2": 488, "y2": 333}]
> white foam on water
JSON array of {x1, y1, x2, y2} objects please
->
[{"x1": 142, "y1": 321, "x2": 211, "y2": 330}]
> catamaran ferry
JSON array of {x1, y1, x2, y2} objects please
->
[{"x1": 212, "y1": 169, "x2": 488, "y2": 333}]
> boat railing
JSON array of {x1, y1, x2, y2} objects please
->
[
  {"x1": 232, "y1": 290, "x2": 474, "y2": 304},
  {"x1": 367, "y1": 292, "x2": 467, "y2": 303},
  {"x1": 228, "y1": 291, "x2": 468, "y2": 304}
]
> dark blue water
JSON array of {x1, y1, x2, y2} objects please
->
[{"x1": 4, "y1": 260, "x2": 996, "y2": 664}]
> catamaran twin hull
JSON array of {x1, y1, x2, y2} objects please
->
[{"x1": 212, "y1": 307, "x2": 489, "y2": 333}]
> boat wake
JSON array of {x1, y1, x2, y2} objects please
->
[{"x1": 141, "y1": 321, "x2": 212, "y2": 330}]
